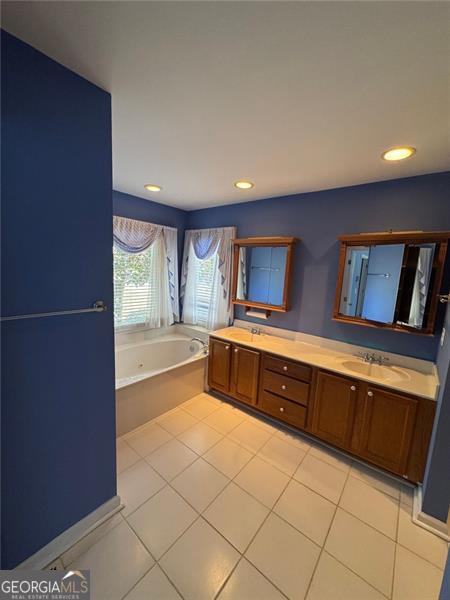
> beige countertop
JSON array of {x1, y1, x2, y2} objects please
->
[{"x1": 210, "y1": 326, "x2": 439, "y2": 401}]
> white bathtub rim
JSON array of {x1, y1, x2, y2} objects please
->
[
  {"x1": 115, "y1": 333, "x2": 207, "y2": 390},
  {"x1": 115, "y1": 332, "x2": 202, "y2": 353}
]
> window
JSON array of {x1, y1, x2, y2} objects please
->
[
  {"x1": 113, "y1": 244, "x2": 156, "y2": 329},
  {"x1": 181, "y1": 226, "x2": 235, "y2": 330},
  {"x1": 112, "y1": 217, "x2": 179, "y2": 330},
  {"x1": 194, "y1": 252, "x2": 218, "y2": 328}
]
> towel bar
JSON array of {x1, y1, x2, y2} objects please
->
[{"x1": 0, "y1": 300, "x2": 107, "y2": 321}]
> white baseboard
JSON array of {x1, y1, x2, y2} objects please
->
[
  {"x1": 16, "y1": 495, "x2": 123, "y2": 570},
  {"x1": 413, "y1": 485, "x2": 450, "y2": 542}
]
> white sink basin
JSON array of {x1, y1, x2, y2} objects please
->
[
  {"x1": 340, "y1": 360, "x2": 411, "y2": 383},
  {"x1": 225, "y1": 329, "x2": 254, "y2": 342}
]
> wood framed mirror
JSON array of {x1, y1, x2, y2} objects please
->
[
  {"x1": 231, "y1": 237, "x2": 298, "y2": 316},
  {"x1": 333, "y1": 231, "x2": 450, "y2": 335}
]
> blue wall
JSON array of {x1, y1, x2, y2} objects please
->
[
  {"x1": 113, "y1": 190, "x2": 188, "y2": 265},
  {"x1": 188, "y1": 172, "x2": 450, "y2": 361},
  {"x1": 1, "y1": 31, "x2": 116, "y2": 568},
  {"x1": 422, "y1": 301, "x2": 450, "y2": 522}
]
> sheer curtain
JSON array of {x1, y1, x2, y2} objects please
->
[
  {"x1": 162, "y1": 227, "x2": 180, "y2": 322},
  {"x1": 146, "y1": 236, "x2": 172, "y2": 328},
  {"x1": 236, "y1": 246, "x2": 247, "y2": 299},
  {"x1": 181, "y1": 226, "x2": 236, "y2": 330},
  {"x1": 408, "y1": 246, "x2": 434, "y2": 328},
  {"x1": 113, "y1": 216, "x2": 179, "y2": 329}
]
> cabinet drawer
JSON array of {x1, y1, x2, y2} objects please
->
[
  {"x1": 260, "y1": 391, "x2": 307, "y2": 429},
  {"x1": 264, "y1": 354, "x2": 311, "y2": 382},
  {"x1": 262, "y1": 370, "x2": 310, "y2": 406}
]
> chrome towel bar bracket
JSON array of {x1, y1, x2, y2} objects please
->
[{"x1": 0, "y1": 300, "x2": 107, "y2": 322}]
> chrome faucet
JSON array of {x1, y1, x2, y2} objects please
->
[
  {"x1": 191, "y1": 337, "x2": 208, "y2": 353},
  {"x1": 356, "y1": 351, "x2": 389, "y2": 365},
  {"x1": 250, "y1": 327, "x2": 262, "y2": 335}
]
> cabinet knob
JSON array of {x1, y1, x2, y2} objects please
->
[
  {"x1": 234, "y1": 348, "x2": 239, "y2": 353},
  {"x1": 281, "y1": 385, "x2": 287, "y2": 390},
  {"x1": 283, "y1": 365, "x2": 288, "y2": 371},
  {"x1": 367, "y1": 390, "x2": 373, "y2": 397},
  {"x1": 225, "y1": 345, "x2": 230, "y2": 350},
  {"x1": 279, "y1": 407, "x2": 285, "y2": 412},
  {"x1": 350, "y1": 385, "x2": 356, "y2": 391}
]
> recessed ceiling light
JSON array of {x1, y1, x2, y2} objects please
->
[
  {"x1": 381, "y1": 146, "x2": 416, "y2": 162},
  {"x1": 234, "y1": 180, "x2": 254, "y2": 190},
  {"x1": 144, "y1": 184, "x2": 162, "y2": 192}
]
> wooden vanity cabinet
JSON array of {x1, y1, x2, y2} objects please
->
[
  {"x1": 208, "y1": 338, "x2": 260, "y2": 405},
  {"x1": 353, "y1": 385, "x2": 418, "y2": 476},
  {"x1": 351, "y1": 384, "x2": 435, "y2": 481},
  {"x1": 208, "y1": 338, "x2": 232, "y2": 393},
  {"x1": 230, "y1": 345, "x2": 260, "y2": 405},
  {"x1": 310, "y1": 371, "x2": 359, "y2": 451},
  {"x1": 259, "y1": 391, "x2": 308, "y2": 429},
  {"x1": 259, "y1": 353, "x2": 313, "y2": 430},
  {"x1": 207, "y1": 338, "x2": 435, "y2": 483}
]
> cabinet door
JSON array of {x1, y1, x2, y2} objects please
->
[
  {"x1": 230, "y1": 345, "x2": 260, "y2": 405},
  {"x1": 208, "y1": 338, "x2": 231, "y2": 393},
  {"x1": 358, "y1": 386, "x2": 418, "y2": 476},
  {"x1": 311, "y1": 371, "x2": 358, "y2": 450}
]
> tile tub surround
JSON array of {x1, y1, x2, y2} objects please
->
[
  {"x1": 54, "y1": 393, "x2": 446, "y2": 599},
  {"x1": 115, "y1": 325, "x2": 208, "y2": 436},
  {"x1": 212, "y1": 324, "x2": 439, "y2": 400},
  {"x1": 116, "y1": 358, "x2": 206, "y2": 436}
]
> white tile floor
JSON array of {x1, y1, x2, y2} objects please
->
[{"x1": 62, "y1": 393, "x2": 447, "y2": 600}]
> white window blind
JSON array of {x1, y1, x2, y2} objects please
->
[
  {"x1": 194, "y1": 252, "x2": 218, "y2": 328},
  {"x1": 113, "y1": 243, "x2": 157, "y2": 329}
]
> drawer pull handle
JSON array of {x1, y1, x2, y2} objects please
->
[
  {"x1": 281, "y1": 385, "x2": 287, "y2": 390},
  {"x1": 350, "y1": 385, "x2": 356, "y2": 391},
  {"x1": 367, "y1": 390, "x2": 374, "y2": 397},
  {"x1": 283, "y1": 365, "x2": 288, "y2": 371},
  {"x1": 279, "y1": 407, "x2": 285, "y2": 412},
  {"x1": 234, "y1": 348, "x2": 239, "y2": 353},
  {"x1": 225, "y1": 345, "x2": 230, "y2": 350}
]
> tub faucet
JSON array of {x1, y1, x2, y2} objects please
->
[{"x1": 191, "y1": 337, "x2": 208, "y2": 353}]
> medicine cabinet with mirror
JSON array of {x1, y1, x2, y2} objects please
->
[
  {"x1": 333, "y1": 231, "x2": 450, "y2": 334},
  {"x1": 231, "y1": 237, "x2": 298, "y2": 316}
]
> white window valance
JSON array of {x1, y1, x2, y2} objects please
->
[
  {"x1": 181, "y1": 226, "x2": 236, "y2": 330},
  {"x1": 113, "y1": 215, "x2": 162, "y2": 253},
  {"x1": 113, "y1": 216, "x2": 179, "y2": 326}
]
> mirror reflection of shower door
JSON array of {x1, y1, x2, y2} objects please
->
[
  {"x1": 355, "y1": 258, "x2": 368, "y2": 317},
  {"x1": 361, "y1": 244, "x2": 405, "y2": 323}
]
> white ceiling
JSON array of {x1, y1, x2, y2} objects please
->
[{"x1": 3, "y1": 1, "x2": 450, "y2": 210}]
